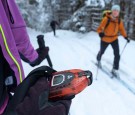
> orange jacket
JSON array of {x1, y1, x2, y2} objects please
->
[{"x1": 97, "y1": 13, "x2": 127, "y2": 43}]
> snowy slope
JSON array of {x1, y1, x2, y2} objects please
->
[{"x1": 22, "y1": 28, "x2": 135, "y2": 115}]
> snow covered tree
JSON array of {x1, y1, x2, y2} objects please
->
[
  {"x1": 16, "y1": 0, "x2": 135, "y2": 40},
  {"x1": 16, "y1": 0, "x2": 53, "y2": 32}
]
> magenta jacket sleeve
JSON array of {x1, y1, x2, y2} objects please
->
[{"x1": 2, "y1": 0, "x2": 38, "y2": 63}]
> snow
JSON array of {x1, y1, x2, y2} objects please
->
[
  {"x1": 23, "y1": 28, "x2": 135, "y2": 115},
  {"x1": 75, "y1": 22, "x2": 82, "y2": 27},
  {"x1": 79, "y1": 27, "x2": 86, "y2": 32},
  {"x1": 86, "y1": 0, "x2": 105, "y2": 7},
  {"x1": 73, "y1": 17, "x2": 78, "y2": 22},
  {"x1": 36, "y1": 0, "x2": 42, "y2": 2}
]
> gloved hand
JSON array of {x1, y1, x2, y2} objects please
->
[
  {"x1": 125, "y1": 37, "x2": 130, "y2": 43},
  {"x1": 16, "y1": 77, "x2": 73, "y2": 115},
  {"x1": 99, "y1": 32, "x2": 105, "y2": 38},
  {"x1": 30, "y1": 35, "x2": 49, "y2": 67}
]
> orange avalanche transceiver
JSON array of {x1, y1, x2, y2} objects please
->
[{"x1": 49, "y1": 69, "x2": 93, "y2": 100}]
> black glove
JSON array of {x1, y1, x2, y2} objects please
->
[
  {"x1": 15, "y1": 77, "x2": 72, "y2": 115},
  {"x1": 30, "y1": 35, "x2": 49, "y2": 67},
  {"x1": 99, "y1": 32, "x2": 105, "y2": 38},
  {"x1": 125, "y1": 37, "x2": 130, "y2": 43}
]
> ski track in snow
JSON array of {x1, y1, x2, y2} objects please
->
[{"x1": 23, "y1": 29, "x2": 135, "y2": 115}]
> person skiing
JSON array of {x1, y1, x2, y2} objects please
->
[
  {"x1": 50, "y1": 20, "x2": 59, "y2": 36},
  {"x1": 0, "y1": 0, "x2": 48, "y2": 114},
  {"x1": 96, "y1": 4, "x2": 130, "y2": 76}
]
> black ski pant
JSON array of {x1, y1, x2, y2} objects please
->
[
  {"x1": 51, "y1": 26, "x2": 56, "y2": 36},
  {"x1": 97, "y1": 39, "x2": 120, "y2": 70}
]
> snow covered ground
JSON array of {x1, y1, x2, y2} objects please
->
[{"x1": 23, "y1": 28, "x2": 135, "y2": 115}]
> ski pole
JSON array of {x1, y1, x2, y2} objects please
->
[
  {"x1": 120, "y1": 42, "x2": 128, "y2": 56},
  {"x1": 95, "y1": 64, "x2": 99, "y2": 80},
  {"x1": 46, "y1": 54, "x2": 53, "y2": 68},
  {"x1": 37, "y1": 35, "x2": 53, "y2": 68}
]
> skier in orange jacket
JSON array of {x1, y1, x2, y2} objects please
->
[{"x1": 97, "y1": 4, "x2": 130, "y2": 76}]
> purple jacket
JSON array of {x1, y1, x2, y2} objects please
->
[{"x1": 0, "y1": 0, "x2": 38, "y2": 85}]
